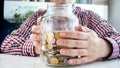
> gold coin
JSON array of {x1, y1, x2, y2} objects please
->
[
  {"x1": 47, "y1": 44, "x2": 53, "y2": 50},
  {"x1": 50, "y1": 57, "x2": 59, "y2": 64},
  {"x1": 41, "y1": 45, "x2": 48, "y2": 51},
  {"x1": 42, "y1": 34, "x2": 47, "y2": 42},
  {"x1": 54, "y1": 32, "x2": 60, "y2": 40},
  {"x1": 47, "y1": 33, "x2": 54, "y2": 38},
  {"x1": 47, "y1": 37, "x2": 55, "y2": 44}
]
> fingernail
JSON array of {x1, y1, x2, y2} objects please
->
[
  {"x1": 68, "y1": 60, "x2": 73, "y2": 64},
  {"x1": 60, "y1": 32, "x2": 66, "y2": 37},
  {"x1": 60, "y1": 49, "x2": 66, "y2": 55},
  {"x1": 56, "y1": 39, "x2": 63, "y2": 45}
]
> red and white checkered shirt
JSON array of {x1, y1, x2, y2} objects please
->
[{"x1": 1, "y1": 6, "x2": 120, "y2": 59}]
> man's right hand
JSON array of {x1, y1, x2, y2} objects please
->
[{"x1": 30, "y1": 17, "x2": 41, "y2": 55}]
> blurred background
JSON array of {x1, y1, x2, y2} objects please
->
[{"x1": 0, "y1": 0, "x2": 120, "y2": 44}]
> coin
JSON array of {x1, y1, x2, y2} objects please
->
[
  {"x1": 47, "y1": 53, "x2": 54, "y2": 61},
  {"x1": 42, "y1": 41, "x2": 47, "y2": 45},
  {"x1": 54, "y1": 32, "x2": 60, "y2": 40},
  {"x1": 47, "y1": 37, "x2": 55, "y2": 44},
  {"x1": 50, "y1": 57, "x2": 59, "y2": 64},
  {"x1": 41, "y1": 45, "x2": 48, "y2": 51},
  {"x1": 47, "y1": 44, "x2": 53, "y2": 50},
  {"x1": 56, "y1": 54, "x2": 64, "y2": 62},
  {"x1": 48, "y1": 49, "x2": 58, "y2": 54},
  {"x1": 47, "y1": 33, "x2": 54, "y2": 38},
  {"x1": 42, "y1": 34, "x2": 47, "y2": 42}
]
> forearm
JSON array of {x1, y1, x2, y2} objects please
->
[
  {"x1": 1, "y1": 35, "x2": 37, "y2": 56},
  {"x1": 87, "y1": 10, "x2": 120, "y2": 59},
  {"x1": 1, "y1": 35, "x2": 24, "y2": 55},
  {"x1": 22, "y1": 39, "x2": 36, "y2": 56},
  {"x1": 1, "y1": 10, "x2": 46, "y2": 56},
  {"x1": 99, "y1": 38, "x2": 113, "y2": 59}
]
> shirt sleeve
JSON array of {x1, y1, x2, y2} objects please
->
[
  {"x1": 1, "y1": 10, "x2": 46, "y2": 56},
  {"x1": 87, "y1": 10, "x2": 120, "y2": 59}
]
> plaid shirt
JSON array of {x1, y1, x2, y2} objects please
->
[{"x1": 1, "y1": 6, "x2": 120, "y2": 59}]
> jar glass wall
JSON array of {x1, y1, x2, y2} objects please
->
[{"x1": 40, "y1": 3, "x2": 79, "y2": 66}]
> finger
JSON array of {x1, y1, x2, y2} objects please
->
[
  {"x1": 37, "y1": 17, "x2": 41, "y2": 25},
  {"x1": 76, "y1": 25, "x2": 91, "y2": 32},
  {"x1": 30, "y1": 34, "x2": 40, "y2": 41},
  {"x1": 68, "y1": 57, "x2": 90, "y2": 65},
  {"x1": 33, "y1": 41, "x2": 41, "y2": 47},
  {"x1": 31, "y1": 25, "x2": 40, "y2": 34},
  {"x1": 76, "y1": 25, "x2": 83, "y2": 31},
  {"x1": 60, "y1": 49, "x2": 88, "y2": 57},
  {"x1": 60, "y1": 31, "x2": 89, "y2": 40},
  {"x1": 33, "y1": 41, "x2": 41, "y2": 55},
  {"x1": 82, "y1": 26, "x2": 91, "y2": 32},
  {"x1": 56, "y1": 39, "x2": 88, "y2": 48},
  {"x1": 33, "y1": 45, "x2": 40, "y2": 55}
]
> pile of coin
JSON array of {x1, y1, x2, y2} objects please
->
[
  {"x1": 41, "y1": 32, "x2": 74, "y2": 66},
  {"x1": 40, "y1": 16, "x2": 79, "y2": 66}
]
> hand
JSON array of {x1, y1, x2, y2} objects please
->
[
  {"x1": 30, "y1": 17, "x2": 41, "y2": 55},
  {"x1": 56, "y1": 25, "x2": 112, "y2": 65}
]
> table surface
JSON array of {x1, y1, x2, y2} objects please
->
[{"x1": 0, "y1": 54, "x2": 120, "y2": 68}]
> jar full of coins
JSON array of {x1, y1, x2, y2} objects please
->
[{"x1": 40, "y1": 3, "x2": 79, "y2": 66}]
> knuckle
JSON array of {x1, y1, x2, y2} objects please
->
[
  {"x1": 78, "y1": 50, "x2": 82, "y2": 55},
  {"x1": 76, "y1": 32, "x2": 80, "y2": 38},
  {"x1": 83, "y1": 50, "x2": 88, "y2": 56},
  {"x1": 78, "y1": 49, "x2": 85, "y2": 55},
  {"x1": 31, "y1": 25, "x2": 40, "y2": 34},
  {"x1": 85, "y1": 41, "x2": 89, "y2": 47},
  {"x1": 67, "y1": 49, "x2": 76, "y2": 56},
  {"x1": 37, "y1": 35, "x2": 40, "y2": 41},
  {"x1": 67, "y1": 31, "x2": 72, "y2": 37},
  {"x1": 33, "y1": 41, "x2": 37, "y2": 46},
  {"x1": 87, "y1": 33, "x2": 91, "y2": 39},
  {"x1": 30, "y1": 34, "x2": 34, "y2": 39},
  {"x1": 78, "y1": 49, "x2": 88, "y2": 56},
  {"x1": 33, "y1": 41, "x2": 40, "y2": 46},
  {"x1": 36, "y1": 26, "x2": 40, "y2": 33},
  {"x1": 65, "y1": 40, "x2": 69, "y2": 46},
  {"x1": 68, "y1": 49, "x2": 73, "y2": 56},
  {"x1": 64, "y1": 40, "x2": 74, "y2": 48},
  {"x1": 31, "y1": 25, "x2": 37, "y2": 32},
  {"x1": 30, "y1": 34, "x2": 39, "y2": 41}
]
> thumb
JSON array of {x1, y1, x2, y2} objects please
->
[
  {"x1": 82, "y1": 26, "x2": 91, "y2": 32},
  {"x1": 76, "y1": 25, "x2": 83, "y2": 31},
  {"x1": 76, "y1": 25, "x2": 91, "y2": 32},
  {"x1": 37, "y1": 17, "x2": 41, "y2": 25}
]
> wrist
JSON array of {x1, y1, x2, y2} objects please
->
[{"x1": 99, "y1": 38, "x2": 113, "y2": 59}]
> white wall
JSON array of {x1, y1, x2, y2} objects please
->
[
  {"x1": 92, "y1": 0, "x2": 108, "y2": 5},
  {"x1": 4, "y1": 1, "x2": 108, "y2": 20},
  {"x1": 108, "y1": 0, "x2": 120, "y2": 32}
]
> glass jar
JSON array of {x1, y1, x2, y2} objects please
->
[{"x1": 40, "y1": 3, "x2": 79, "y2": 66}]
